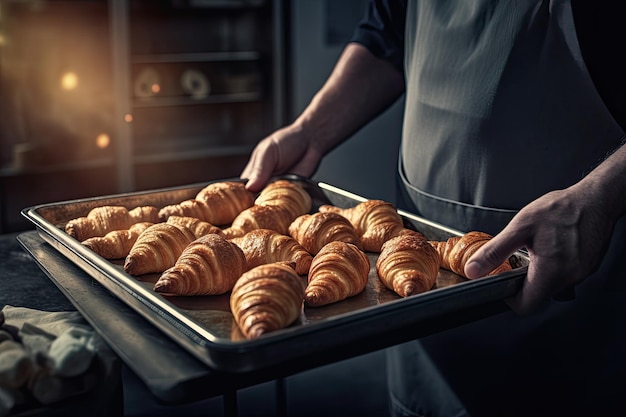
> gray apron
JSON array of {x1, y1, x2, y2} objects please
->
[{"x1": 389, "y1": 1, "x2": 626, "y2": 416}]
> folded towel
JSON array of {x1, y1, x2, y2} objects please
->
[{"x1": 0, "y1": 305, "x2": 120, "y2": 415}]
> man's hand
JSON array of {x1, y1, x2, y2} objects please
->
[
  {"x1": 240, "y1": 124, "x2": 323, "y2": 193},
  {"x1": 464, "y1": 186, "x2": 615, "y2": 315}
]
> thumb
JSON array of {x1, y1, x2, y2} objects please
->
[{"x1": 464, "y1": 229, "x2": 525, "y2": 279}]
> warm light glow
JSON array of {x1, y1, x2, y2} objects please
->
[
  {"x1": 0, "y1": 34, "x2": 6, "y2": 46},
  {"x1": 151, "y1": 83, "x2": 161, "y2": 94},
  {"x1": 61, "y1": 72, "x2": 79, "y2": 90},
  {"x1": 124, "y1": 114, "x2": 133, "y2": 123},
  {"x1": 96, "y1": 133, "x2": 110, "y2": 149}
]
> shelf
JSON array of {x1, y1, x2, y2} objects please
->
[
  {"x1": 132, "y1": 92, "x2": 262, "y2": 107},
  {"x1": 0, "y1": 157, "x2": 115, "y2": 178},
  {"x1": 133, "y1": 145, "x2": 253, "y2": 165},
  {"x1": 132, "y1": 51, "x2": 261, "y2": 64}
]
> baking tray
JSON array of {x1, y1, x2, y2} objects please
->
[{"x1": 21, "y1": 177, "x2": 529, "y2": 373}]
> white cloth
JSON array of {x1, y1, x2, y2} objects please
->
[{"x1": 0, "y1": 305, "x2": 120, "y2": 416}]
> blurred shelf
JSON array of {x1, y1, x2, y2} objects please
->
[
  {"x1": 132, "y1": 51, "x2": 261, "y2": 64},
  {"x1": 133, "y1": 145, "x2": 253, "y2": 164},
  {"x1": 133, "y1": 92, "x2": 262, "y2": 107}
]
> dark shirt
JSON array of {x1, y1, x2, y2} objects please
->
[{"x1": 351, "y1": 0, "x2": 626, "y2": 133}]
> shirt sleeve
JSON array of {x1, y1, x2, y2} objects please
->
[{"x1": 349, "y1": 0, "x2": 407, "y2": 72}]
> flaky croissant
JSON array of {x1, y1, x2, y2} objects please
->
[
  {"x1": 159, "y1": 181, "x2": 254, "y2": 225},
  {"x1": 376, "y1": 234, "x2": 440, "y2": 298},
  {"x1": 154, "y1": 234, "x2": 247, "y2": 296},
  {"x1": 81, "y1": 222, "x2": 153, "y2": 259},
  {"x1": 254, "y1": 180, "x2": 312, "y2": 219},
  {"x1": 230, "y1": 229, "x2": 313, "y2": 275},
  {"x1": 305, "y1": 241, "x2": 370, "y2": 307},
  {"x1": 429, "y1": 231, "x2": 512, "y2": 278},
  {"x1": 124, "y1": 223, "x2": 196, "y2": 275},
  {"x1": 288, "y1": 212, "x2": 362, "y2": 255},
  {"x1": 221, "y1": 205, "x2": 293, "y2": 239},
  {"x1": 166, "y1": 216, "x2": 223, "y2": 238},
  {"x1": 319, "y1": 200, "x2": 425, "y2": 252},
  {"x1": 230, "y1": 262, "x2": 305, "y2": 340},
  {"x1": 65, "y1": 205, "x2": 160, "y2": 241}
]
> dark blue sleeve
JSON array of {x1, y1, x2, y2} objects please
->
[{"x1": 349, "y1": 0, "x2": 407, "y2": 72}]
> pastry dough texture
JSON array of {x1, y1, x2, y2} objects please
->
[
  {"x1": 305, "y1": 241, "x2": 370, "y2": 307},
  {"x1": 230, "y1": 262, "x2": 305, "y2": 339}
]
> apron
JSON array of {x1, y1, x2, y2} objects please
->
[{"x1": 389, "y1": 1, "x2": 626, "y2": 416}]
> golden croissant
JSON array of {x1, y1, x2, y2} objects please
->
[
  {"x1": 288, "y1": 212, "x2": 362, "y2": 255},
  {"x1": 222, "y1": 205, "x2": 293, "y2": 239},
  {"x1": 376, "y1": 234, "x2": 440, "y2": 297},
  {"x1": 159, "y1": 181, "x2": 254, "y2": 225},
  {"x1": 81, "y1": 222, "x2": 154, "y2": 259},
  {"x1": 305, "y1": 241, "x2": 370, "y2": 307},
  {"x1": 65, "y1": 205, "x2": 160, "y2": 241},
  {"x1": 230, "y1": 229, "x2": 313, "y2": 275},
  {"x1": 319, "y1": 200, "x2": 425, "y2": 252},
  {"x1": 254, "y1": 180, "x2": 312, "y2": 219},
  {"x1": 154, "y1": 234, "x2": 247, "y2": 296},
  {"x1": 124, "y1": 223, "x2": 196, "y2": 275},
  {"x1": 166, "y1": 216, "x2": 223, "y2": 238},
  {"x1": 230, "y1": 262, "x2": 305, "y2": 340},
  {"x1": 429, "y1": 231, "x2": 512, "y2": 278}
]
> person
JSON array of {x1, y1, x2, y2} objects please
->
[{"x1": 241, "y1": 1, "x2": 626, "y2": 416}]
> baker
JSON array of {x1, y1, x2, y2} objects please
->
[{"x1": 241, "y1": 1, "x2": 626, "y2": 415}]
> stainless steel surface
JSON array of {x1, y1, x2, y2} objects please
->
[{"x1": 21, "y1": 178, "x2": 529, "y2": 373}]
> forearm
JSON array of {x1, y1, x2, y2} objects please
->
[
  {"x1": 574, "y1": 138, "x2": 626, "y2": 220},
  {"x1": 293, "y1": 42, "x2": 405, "y2": 155}
]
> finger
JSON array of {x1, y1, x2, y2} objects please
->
[
  {"x1": 505, "y1": 259, "x2": 554, "y2": 315},
  {"x1": 464, "y1": 225, "x2": 529, "y2": 279},
  {"x1": 241, "y1": 149, "x2": 278, "y2": 193}
]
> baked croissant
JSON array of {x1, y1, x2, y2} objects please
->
[
  {"x1": 221, "y1": 205, "x2": 293, "y2": 239},
  {"x1": 305, "y1": 241, "x2": 370, "y2": 307},
  {"x1": 124, "y1": 223, "x2": 196, "y2": 275},
  {"x1": 159, "y1": 181, "x2": 254, "y2": 225},
  {"x1": 166, "y1": 216, "x2": 223, "y2": 238},
  {"x1": 254, "y1": 180, "x2": 312, "y2": 219},
  {"x1": 288, "y1": 212, "x2": 362, "y2": 255},
  {"x1": 376, "y1": 234, "x2": 440, "y2": 298},
  {"x1": 319, "y1": 200, "x2": 425, "y2": 252},
  {"x1": 65, "y1": 205, "x2": 160, "y2": 241},
  {"x1": 154, "y1": 234, "x2": 247, "y2": 296},
  {"x1": 81, "y1": 222, "x2": 154, "y2": 259},
  {"x1": 230, "y1": 229, "x2": 313, "y2": 275},
  {"x1": 429, "y1": 231, "x2": 512, "y2": 278},
  {"x1": 230, "y1": 262, "x2": 305, "y2": 340}
]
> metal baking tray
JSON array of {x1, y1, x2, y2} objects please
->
[{"x1": 21, "y1": 177, "x2": 528, "y2": 373}]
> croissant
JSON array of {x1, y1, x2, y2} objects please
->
[
  {"x1": 429, "y1": 231, "x2": 512, "y2": 278},
  {"x1": 154, "y1": 234, "x2": 247, "y2": 296},
  {"x1": 230, "y1": 262, "x2": 305, "y2": 340},
  {"x1": 124, "y1": 223, "x2": 196, "y2": 275},
  {"x1": 65, "y1": 205, "x2": 160, "y2": 241},
  {"x1": 166, "y1": 216, "x2": 223, "y2": 238},
  {"x1": 254, "y1": 180, "x2": 312, "y2": 219},
  {"x1": 230, "y1": 229, "x2": 313, "y2": 275},
  {"x1": 81, "y1": 222, "x2": 154, "y2": 259},
  {"x1": 159, "y1": 181, "x2": 254, "y2": 225},
  {"x1": 376, "y1": 234, "x2": 440, "y2": 297},
  {"x1": 305, "y1": 241, "x2": 370, "y2": 307},
  {"x1": 221, "y1": 205, "x2": 293, "y2": 239},
  {"x1": 288, "y1": 212, "x2": 362, "y2": 255},
  {"x1": 319, "y1": 200, "x2": 425, "y2": 252}
]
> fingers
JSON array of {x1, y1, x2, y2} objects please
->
[
  {"x1": 240, "y1": 142, "x2": 279, "y2": 193},
  {"x1": 464, "y1": 225, "x2": 527, "y2": 279}
]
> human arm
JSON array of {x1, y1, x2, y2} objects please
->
[
  {"x1": 464, "y1": 140, "x2": 626, "y2": 315},
  {"x1": 241, "y1": 42, "x2": 405, "y2": 192}
]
